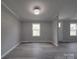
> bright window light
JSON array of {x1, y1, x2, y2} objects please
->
[
  {"x1": 34, "y1": 9, "x2": 40, "y2": 15},
  {"x1": 58, "y1": 22, "x2": 61, "y2": 28},
  {"x1": 32, "y1": 23, "x2": 40, "y2": 36},
  {"x1": 70, "y1": 23, "x2": 77, "y2": 36}
]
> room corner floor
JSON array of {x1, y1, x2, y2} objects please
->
[{"x1": 2, "y1": 43, "x2": 77, "y2": 59}]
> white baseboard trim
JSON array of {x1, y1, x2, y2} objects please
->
[
  {"x1": 21, "y1": 41, "x2": 51, "y2": 43},
  {"x1": 1, "y1": 42, "x2": 20, "y2": 58},
  {"x1": 50, "y1": 42, "x2": 58, "y2": 46},
  {"x1": 21, "y1": 41, "x2": 58, "y2": 46},
  {"x1": 53, "y1": 42, "x2": 58, "y2": 46}
]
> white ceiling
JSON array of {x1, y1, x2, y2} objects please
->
[{"x1": 2, "y1": 0, "x2": 77, "y2": 21}]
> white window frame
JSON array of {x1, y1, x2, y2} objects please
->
[
  {"x1": 32, "y1": 23, "x2": 40, "y2": 37},
  {"x1": 70, "y1": 23, "x2": 77, "y2": 36}
]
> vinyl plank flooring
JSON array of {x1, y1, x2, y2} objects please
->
[{"x1": 2, "y1": 43, "x2": 77, "y2": 59}]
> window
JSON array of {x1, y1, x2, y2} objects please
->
[
  {"x1": 32, "y1": 23, "x2": 40, "y2": 36},
  {"x1": 70, "y1": 23, "x2": 77, "y2": 36}
]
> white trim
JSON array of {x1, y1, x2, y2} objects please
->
[
  {"x1": 1, "y1": 1, "x2": 19, "y2": 18},
  {"x1": 21, "y1": 41, "x2": 52, "y2": 43},
  {"x1": 21, "y1": 41, "x2": 30, "y2": 43},
  {"x1": 50, "y1": 42, "x2": 58, "y2": 46},
  {"x1": 1, "y1": 42, "x2": 20, "y2": 58},
  {"x1": 53, "y1": 42, "x2": 58, "y2": 46}
]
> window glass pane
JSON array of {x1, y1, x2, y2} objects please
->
[
  {"x1": 32, "y1": 23, "x2": 40, "y2": 36},
  {"x1": 70, "y1": 31, "x2": 76, "y2": 36},
  {"x1": 70, "y1": 24, "x2": 77, "y2": 30},
  {"x1": 33, "y1": 24, "x2": 40, "y2": 29}
]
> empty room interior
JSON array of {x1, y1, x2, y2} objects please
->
[{"x1": 1, "y1": 0, "x2": 77, "y2": 59}]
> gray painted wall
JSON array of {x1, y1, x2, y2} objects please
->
[
  {"x1": 52, "y1": 20, "x2": 58, "y2": 46},
  {"x1": 58, "y1": 20, "x2": 77, "y2": 42},
  {"x1": 57, "y1": 21, "x2": 63, "y2": 42},
  {"x1": 1, "y1": 5, "x2": 21, "y2": 56},
  {"x1": 21, "y1": 21, "x2": 52, "y2": 42}
]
